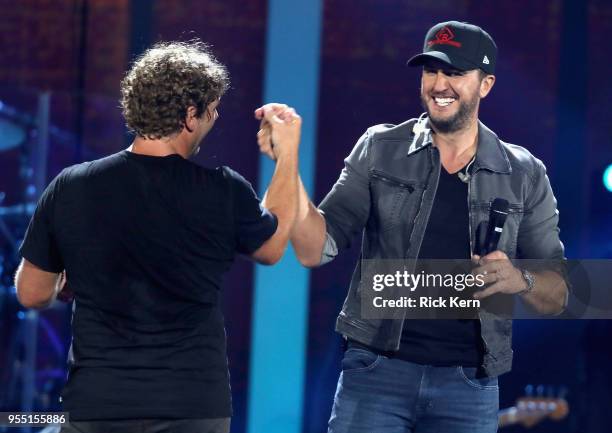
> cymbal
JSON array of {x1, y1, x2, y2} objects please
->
[{"x1": 0, "y1": 118, "x2": 26, "y2": 151}]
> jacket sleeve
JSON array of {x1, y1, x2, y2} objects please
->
[
  {"x1": 516, "y1": 159, "x2": 565, "y2": 261},
  {"x1": 318, "y1": 129, "x2": 372, "y2": 263}
]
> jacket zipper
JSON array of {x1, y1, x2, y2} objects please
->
[{"x1": 370, "y1": 170, "x2": 417, "y2": 191}]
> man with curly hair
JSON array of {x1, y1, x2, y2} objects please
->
[{"x1": 15, "y1": 41, "x2": 301, "y2": 433}]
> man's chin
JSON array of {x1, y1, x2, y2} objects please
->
[
  {"x1": 428, "y1": 113, "x2": 462, "y2": 134},
  {"x1": 423, "y1": 95, "x2": 478, "y2": 134},
  {"x1": 429, "y1": 111, "x2": 455, "y2": 124},
  {"x1": 429, "y1": 112, "x2": 453, "y2": 124},
  {"x1": 427, "y1": 103, "x2": 459, "y2": 120}
]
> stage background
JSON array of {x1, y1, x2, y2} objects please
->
[{"x1": 0, "y1": 1, "x2": 610, "y2": 433}]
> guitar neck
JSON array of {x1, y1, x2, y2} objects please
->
[
  {"x1": 498, "y1": 407, "x2": 519, "y2": 428},
  {"x1": 498, "y1": 398, "x2": 568, "y2": 429}
]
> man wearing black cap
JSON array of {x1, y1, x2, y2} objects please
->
[{"x1": 259, "y1": 20, "x2": 567, "y2": 433}]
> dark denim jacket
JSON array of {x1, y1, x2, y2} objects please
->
[{"x1": 318, "y1": 116, "x2": 565, "y2": 377}]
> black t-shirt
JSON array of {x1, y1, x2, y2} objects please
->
[
  {"x1": 19, "y1": 150, "x2": 278, "y2": 420},
  {"x1": 397, "y1": 164, "x2": 483, "y2": 366}
]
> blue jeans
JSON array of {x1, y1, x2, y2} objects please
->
[{"x1": 328, "y1": 348, "x2": 499, "y2": 433}]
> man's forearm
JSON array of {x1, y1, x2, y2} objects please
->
[
  {"x1": 259, "y1": 153, "x2": 299, "y2": 263},
  {"x1": 519, "y1": 270, "x2": 568, "y2": 315},
  {"x1": 290, "y1": 176, "x2": 326, "y2": 267}
]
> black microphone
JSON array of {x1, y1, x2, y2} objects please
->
[{"x1": 476, "y1": 198, "x2": 509, "y2": 256}]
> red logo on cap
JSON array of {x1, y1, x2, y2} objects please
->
[{"x1": 427, "y1": 26, "x2": 462, "y2": 48}]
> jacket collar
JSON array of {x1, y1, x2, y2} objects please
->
[
  {"x1": 406, "y1": 115, "x2": 511, "y2": 174},
  {"x1": 473, "y1": 121, "x2": 512, "y2": 174}
]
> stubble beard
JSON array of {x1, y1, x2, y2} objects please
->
[{"x1": 421, "y1": 92, "x2": 479, "y2": 134}]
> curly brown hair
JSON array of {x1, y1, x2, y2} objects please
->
[{"x1": 120, "y1": 40, "x2": 230, "y2": 139}]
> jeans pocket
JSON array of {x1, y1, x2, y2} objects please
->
[
  {"x1": 341, "y1": 348, "x2": 382, "y2": 374},
  {"x1": 457, "y1": 366, "x2": 499, "y2": 391}
]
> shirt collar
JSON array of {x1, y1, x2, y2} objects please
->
[{"x1": 406, "y1": 115, "x2": 511, "y2": 174}]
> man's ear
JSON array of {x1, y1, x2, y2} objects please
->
[
  {"x1": 184, "y1": 106, "x2": 199, "y2": 133},
  {"x1": 479, "y1": 75, "x2": 496, "y2": 99}
]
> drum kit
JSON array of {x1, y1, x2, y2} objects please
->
[{"x1": 0, "y1": 94, "x2": 71, "y2": 428}]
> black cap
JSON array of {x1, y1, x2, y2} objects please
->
[{"x1": 407, "y1": 21, "x2": 497, "y2": 74}]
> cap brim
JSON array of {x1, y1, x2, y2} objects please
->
[{"x1": 406, "y1": 51, "x2": 470, "y2": 71}]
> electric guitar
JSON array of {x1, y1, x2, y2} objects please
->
[{"x1": 499, "y1": 386, "x2": 569, "y2": 428}]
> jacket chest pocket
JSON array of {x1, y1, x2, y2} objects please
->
[
  {"x1": 369, "y1": 170, "x2": 424, "y2": 233},
  {"x1": 472, "y1": 202, "x2": 524, "y2": 258}
]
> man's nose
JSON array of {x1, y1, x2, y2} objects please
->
[{"x1": 432, "y1": 71, "x2": 449, "y2": 91}]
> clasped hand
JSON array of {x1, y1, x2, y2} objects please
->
[{"x1": 254, "y1": 103, "x2": 301, "y2": 161}]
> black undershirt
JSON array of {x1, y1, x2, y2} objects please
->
[
  {"x1": 349, "y1": 164, "x2": 483, "y2": 366},
  {"x1": 397, "y1": 165, "x2": 483, "y2": 366}
]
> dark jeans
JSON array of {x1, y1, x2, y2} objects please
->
[
  {"x1": 60, "y1": 418, "x2": 230, "y2": 433},
  {"x1": 328, "y1": 347, "x2": 499, "y2": 433}
]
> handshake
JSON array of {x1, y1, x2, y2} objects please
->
[
  {"x1": 254, "y1": 103, "x2": 302, "y2": 161},
  {"x1": 248, "y1": 102, "x2": 325, "y2": 267}
]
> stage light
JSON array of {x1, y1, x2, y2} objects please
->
[{"x1": 604, "y1": 164, "x2": 612, "y2": 192}]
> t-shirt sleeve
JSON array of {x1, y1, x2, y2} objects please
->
[
  {"x1": 18, "y1": 172, "x2": 64, "y2": 273},
  {"x1": 223, "y1": 167, "x2": 278, "y2": 255}
]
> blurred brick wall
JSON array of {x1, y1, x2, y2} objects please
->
[{"x1": 0, "y1": 0, "x2": 128, "y2": 195}]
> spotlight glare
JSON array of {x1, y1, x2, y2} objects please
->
[{"x1": 604, "y1": 165, "x2": 612, "y2": 193}]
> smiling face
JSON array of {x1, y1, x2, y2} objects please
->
[{"x1": 419, "y1": 59, "x2": 494, "y2": 134}]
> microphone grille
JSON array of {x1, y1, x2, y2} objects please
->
[{"x1": 491, "y1": 198, "x2": 510, "y2": 214}]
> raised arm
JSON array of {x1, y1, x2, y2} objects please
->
[
  {"x1": 249, "y1": 104, "x2": 301, "y2": 265},
  {"x1": 290, "y1": 176, "x2": 326, "y2": 267},
  {"x1": 257, "y1": 108, "x2": 372, "y2": 268}
]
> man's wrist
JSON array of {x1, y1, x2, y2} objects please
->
[
  {"x1": 275, "y1": 151, "x2": 299, "y2": 166},
  {"x1": 517, "y1": 269, "x2": 536, "y2": 296}
]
